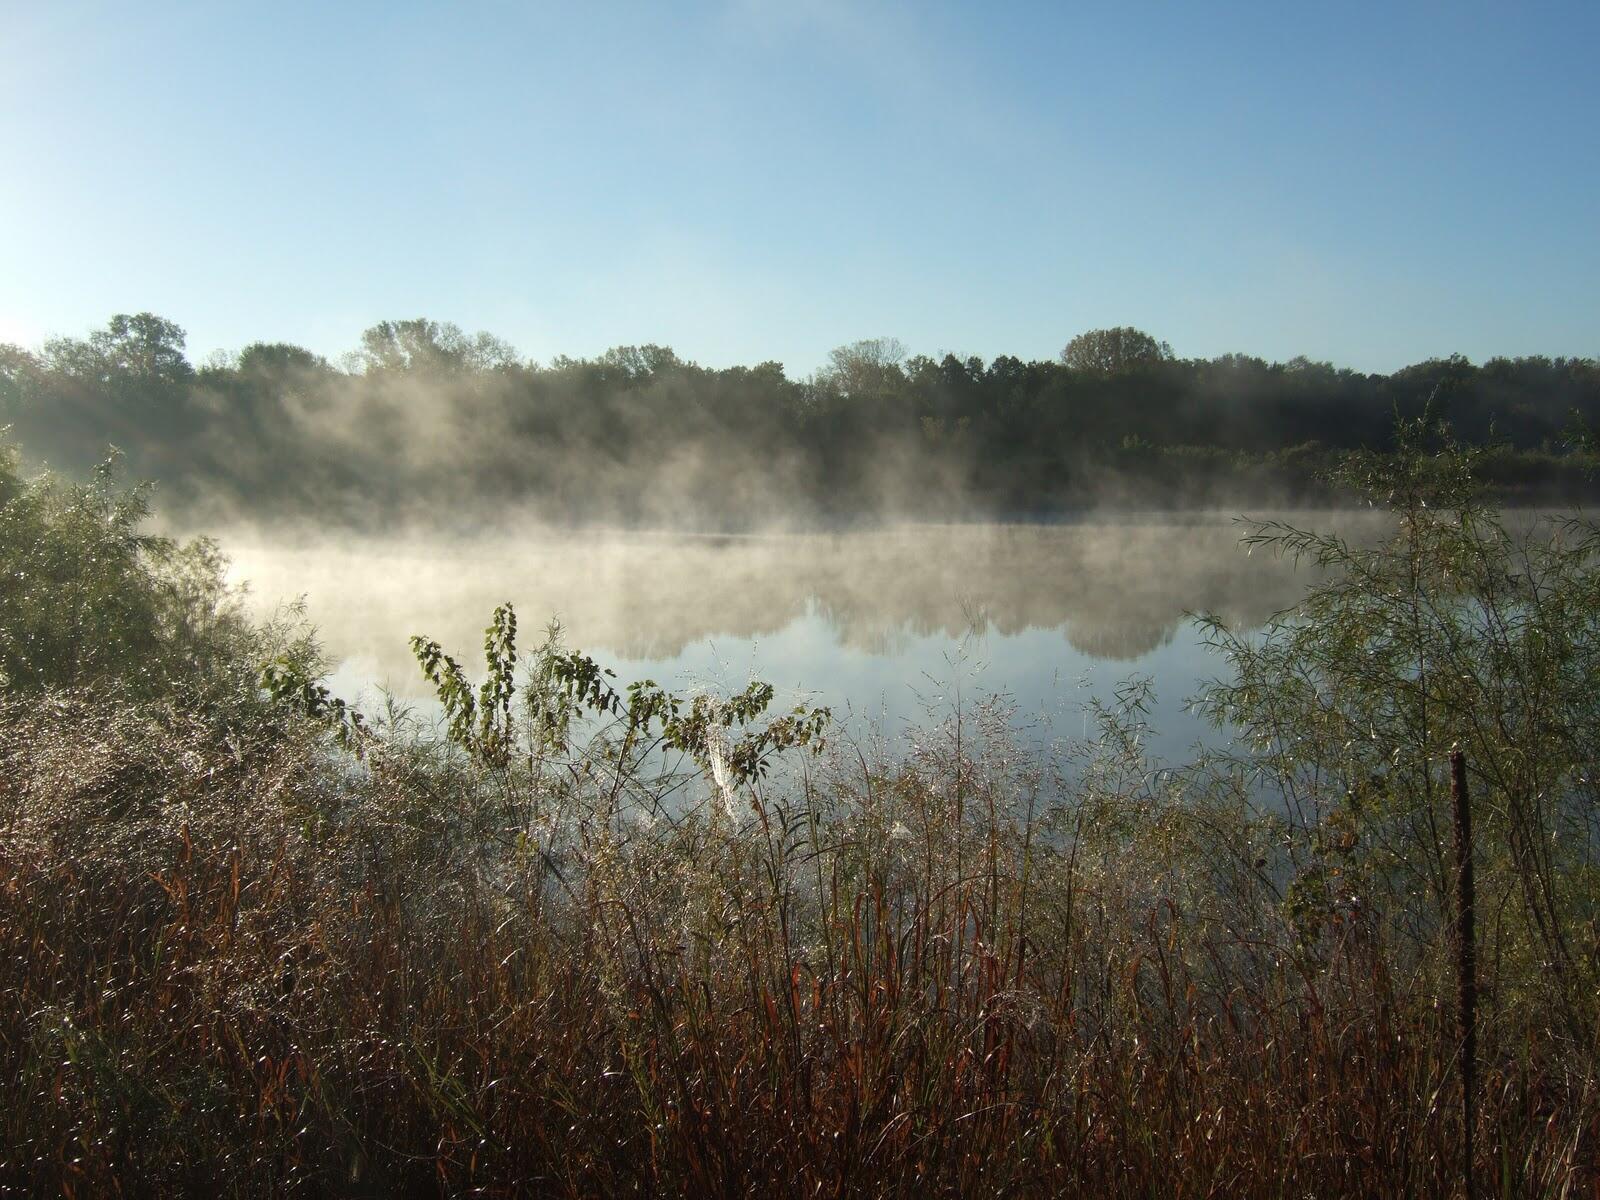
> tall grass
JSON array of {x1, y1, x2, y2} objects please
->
[{"x1": 1, "y1": 679, "x2": 1595, "y2": 1197}]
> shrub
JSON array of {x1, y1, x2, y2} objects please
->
[{"x1": 0, "y1": 434, "x2": 261, "y2": 704}]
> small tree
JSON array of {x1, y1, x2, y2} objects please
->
[
  {"x1": 1197, "y1": 417, "x2": 1600, "y2": 1045},
  {"x1": 0, "y1": 435, "x2": 255, "y2": 699}
]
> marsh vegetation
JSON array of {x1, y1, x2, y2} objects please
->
[{"x1": 2, "y1": 417, "x2": 1599, "y2": 1196}]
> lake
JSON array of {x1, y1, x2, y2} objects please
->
[{"x1": 224, "y1": 514, "x2": 1379, "y2": 765}]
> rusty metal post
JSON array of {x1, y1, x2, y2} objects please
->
[{"x1": 1451, "y1": 749, "x2": 1476, "y2": 1200}]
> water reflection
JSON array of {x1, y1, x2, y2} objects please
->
[{"x1": 227, "y1": 515, "x2": 1381, "y2": 704}]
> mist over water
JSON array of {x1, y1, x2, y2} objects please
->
[{"x1": 225, "y1": 513, "x2": 1387, "y2": 762}]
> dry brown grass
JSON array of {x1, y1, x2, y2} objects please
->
[{"x1": 1, "y1": 690, "x2": 1596, "y2": 1198}]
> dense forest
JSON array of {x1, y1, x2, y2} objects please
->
[{"x1": 3, "y1": 314, "x2": 1598, "y2": 527}]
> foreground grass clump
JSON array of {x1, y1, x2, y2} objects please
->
[
  {"x1": 2, "y1": 686, "x2": 1594, "y2": 1197},
  {"x1": 1, "y1": 428, "x2": 1599, "y2": 1196}
]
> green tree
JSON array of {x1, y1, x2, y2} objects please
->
[
  {"x1": 0, "y1": 344, "x2": 41, "y2": 421},
  {"x1": 44, "y1": 313, "x2": 193, "y2": 385},
  {"x1": 598, "y1": 344, "x2": 684, "y2": 380},
  {"x1": 358, "y1": 319, "x2": 517, "y2": 374},
  {"x1": 1060, "y1": 326, "x2": 1172, "y2": 373},
  {"x1": 0, "y1": 437, "x2": 254, "y2": 700},
  {"x1": 1199, "y1": 419, "x2": 1600, "y2": 1041},
  {"x1": 236, "y1": 342, "x2": 329, "y2": 375}
]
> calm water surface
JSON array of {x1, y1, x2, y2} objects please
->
[{"x1": 226, "y1": 516, "x2": 1377, "y2": 764}]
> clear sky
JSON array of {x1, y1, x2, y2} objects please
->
[{"x1": 2, "y1": 0, "x2": 1596, "y2": 374}]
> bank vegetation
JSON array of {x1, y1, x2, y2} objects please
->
[{"x1": 1, "y1": 424, "x2": 1598, "y2": 1196}]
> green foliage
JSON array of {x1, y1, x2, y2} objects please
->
[
  {"x1": 1060, "y1": 325, "x2": 1173, "y2": 373},
  {"x1": 45, "y1": 312, "x2": 193, "y2": 385},
  {"x1": 410, "y1": 602, "x2": 831, "y2": 787},
  {"x1": 258, "y1": 659, "x2": 368, "y2": 752},
  {"x1": 1198, "y1": 415, "x2": 1600, "y2": 1034},
  {"x1": 405, "y1": 602, "x2": 522, "y2": 766},
  {"x1": 358, "y1": 317, "x2": 517, "y2": 375},
  {"x1": 0, "y1": 433, "x2": 256, "y2": 700}
]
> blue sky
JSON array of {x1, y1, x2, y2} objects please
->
[{"x1": 2, "y1": 0, "x2": 1595, "y2": 374}]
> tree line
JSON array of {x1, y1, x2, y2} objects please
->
[{"x1": 2, "y1": 314, "x2": 1596, "y2": 526}]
